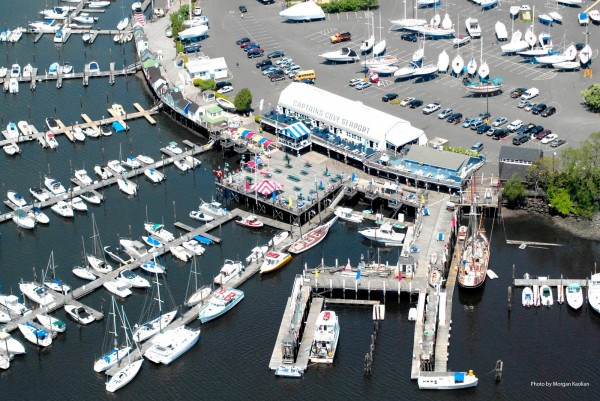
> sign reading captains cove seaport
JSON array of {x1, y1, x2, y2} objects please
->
[{"x1": 292, "y1": 100, "x2": 371, "y2": 135}]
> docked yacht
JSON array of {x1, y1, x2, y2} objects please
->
[
  {"x1": 136, "y1": 154, "x2": 155, "y2": 164},
  {"x1": 104, "y1": 245, "x2": 134, "y2": 265},
  {"x1": 9, "y1": 64, "x2": 20, "y2": 78},
  {"x1": 0, "y1": 294, "x2": 31, "y2": 316},
  {"x1": 181, "y1": 240, "x2": 206, "y2": 256},
  {"x1": 73, "y1": 169, "x2": 93, "y2": 185},
  {"x1": 87, "y1": 254, "x2": 113, "y2": 275},
  {"x1": 64, "y1": 304, "x2": 95, "y2": 325},
  {"x1": 19, "y1": 282, "x2": 55, "y2": 306},
  {"x1": 51, "y1": 201, "x2": 74, "y2": 218},
  {"x1": 540, "y1": 285, "x2": 554, "y2": 306},
  {"x1": 44, "y1": 176, "x2": 66, "y2": 195},
  {"x1": 18, "y1": 322, "x2": 52, "y2": 347},
  {"x1": 13, "y1": 209, "x2": 36, "y2": 230},
  {"x1": 145, "y1": 168, "x2": 165, "y2": 183},
  {"x1": 190, "y1": 210, "x2": 214, "y2": 222},
  {"x1": 309, "y1": 310, "x2": 340, "y2": 364},
  {"x1": 68, "y1": 197, "x2": 88, "y2": 212},
  {"x1": 40, "y1": 6, "x2": 74, "y2": 20},
  {"x1": 36, "y1": 314, "x2": 66, "y2": 333},
  {"x1": 418, "y1": 370, "x2": 478, "y2": 389},
  {"x1": 198, "y1": 288, "x2": 244, "y2": 323},
  {"x1": 214, "y1": 260, "x2": 244, "y2": 286},
  {"x1": 259, "y1": 252, "x2": 292, "y2": 274},
  {"x1": 495, "y1": 21, "x2": 508, "y2": 41},
  {"x1": 3, "y1": 143, "x2": 20, "y2": 155},
  {"x1": 108, "y1": 160, "x2": 127, "y2": 174},
  {"x1": 199, "y1": 200, "x2": 228, "y2": 216},
  {"x1": 7, "y1": 190, "x2": 28, "y2": 208},
  {"x1": 5, "y1": 122, "x2": 19, "y2": 139},
  {"x1": 334, "y1": 207, "x2": 364, "y2": 223},
  {"x1": 170, "y1": 246, "x2": 192, "y2": 262},
  {"x1": 144, "y1": 325, "x2": 200, "y2": 365},
  {"x1": 103, "y1": 279, "x2": 133, "y2": 298},
  {"x1": 119, "y1": 239, "x2": 148, "y2": 259},
  {"x1": 319, "y1": 48, "x2": 360, "y2": 63},
  {"x1": 29, "y1": 207, "x2": 50, "y2": 224},
  {"x1": 117, "y1": 178, "x2": 138, "y2": 196},
  {"x1": 465, "y1": 18, "x2": 481, "y2": 38},
  {"x1": 144, "y1": 223, "x2": 175, "y2": 243},
  {"x1": 80, "y1": 191, "x2": 102, "y2": 204},
  {"x1": 119, "y1": 270, "x2": 150, "y2": 289},
  {"x1": 30, "y1": 187, "x2": 52, "y2": 202},
  {"x1": 94, "y1": 165, "x2": 113, "y2": 180},
  {"x1": 358, "y1": 223, "x2": 405, "y2": 246}
]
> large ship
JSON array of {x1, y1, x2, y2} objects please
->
[{"x1": 458, "y1": 190, "x2": 490, "y2": 289}]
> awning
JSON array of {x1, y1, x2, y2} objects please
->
[
  {"x1": 258, "y1": 138, "x2": 268, "y2": 145},
  {"x1": 238, "y1": 129, "x2": 251, "y2": 137},
  {"x1": 251, "y1": 134, "x2": 264, "y2": 143},
  {"x1": 262, "y1": 139, "x2": 273, "y2": 148},
  {"x1": 283, "y1": 122, "x2": 310, "y2": 140},
  {"x1": 250, "y1": 179, "x2": 284, "y2": 196},
  {"x1": 245, "y1": 131, "x2": 255, "y2": 139}
]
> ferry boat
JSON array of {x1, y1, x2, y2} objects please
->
[
  {"x1": 259, "y1": 251, "x2": 292, "y2": 274},
  {"x1": 198, "y1": 288, "x2": 244, "y2": 323},
  {"x1": 566, "y1": 283, "x2": 584, "y2": 310},
  {"x1": 458, "y1": 197, "x2": 490, "y2": 289},
  {"x1": 309, "y1": 310, "x2": 340, "y2": 364},
  {"x1": 288, "y1": 217, "x2": 338, "y2": 254},
  {"x1": 418, "y1": 370, "x2": 478, "y2": 390}
]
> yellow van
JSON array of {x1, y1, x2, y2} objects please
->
[{"x1": 293, "y1": 69, "x2": 316, "y2": 82}]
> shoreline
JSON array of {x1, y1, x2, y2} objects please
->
[{"x1": 502, "y1": 208, "x2": 600, "y2": 241}]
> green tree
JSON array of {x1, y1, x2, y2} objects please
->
[
  {"x1": 502, "y1": 175, "x2": 527, "y2": 208},
  {"x1": 547, "y1": 186, "x2": 573, "y2": 216},
  {"x1": 198, "y1": 79, "x2": 216, "y2": 91},
  {"x1": 582, "y1": 83, "x2": 600, "y2": 111},
  {"x1": 525, "y1": 158, "x2": 554, "y2": 191},
  {"x1": 234, "y1": 88, "x2": 253, "y2": 113}
]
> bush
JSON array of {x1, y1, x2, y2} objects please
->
[
  {"x1": 234, "y1": 88, "x2": 253, "y2": 113},
  {"x1": 254, "y1": 116, "x2": 261, "y2": 123},
  {"x1": 176, "y1": 41, "x2": 183, "y2": 54},
  {"x1": 321, "y1": 0, "x2": 379, "y2": 13},
  {"x1": 503, "y1": 175, "x2": 527, "y2": 208},
  {"x1": 192, "y1": 78, "x2": 202, "y2": 87},
  {"x1": 582, "y1": 83, "x2": 600, "y2": 112}
]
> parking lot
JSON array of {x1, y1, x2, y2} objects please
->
[{"x1": 199, "y1": 0, "x2": 599, "y2": 175}]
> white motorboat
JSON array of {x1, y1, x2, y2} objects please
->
[
  {"x1": 566, "y1": 283, "x2": 584, "y2": 310},
  {"x1": 51, "y1": 201, "x2": 74, "y2": 218},
  {"x1": 144, "y1": 223, "x2": 175, "y2": 243},
  {"x1": 44, "y1": 177, "x2": 66, "y2": 195},
  {"x1": 30, "y1": 187, "x2": 52, "y2": 202},
  {"x1": 48, "y1": 62, "x2": 60, "y2": 76},
  {"x1": 140, "y1": 260, "x2": 166, "y2": 275},
  {"x1": 0, "y1": 294, "x2": 31, "y2": 316},
  {"x1": 94, "y1": 165, "x2": 114, "y2": 180},
  {"x1": 394, "y1": 62, "x2": 418, "y2": 78},
  {"x1": 105, "y1": 359, "x2": 143, "y2": 393},
  {"x1": 22, "y1": 64, "x2": 33, "y2": 79},
  {"x1": 144, "y1": 325, "x2": 200, "y2": 365},
  {"x1": 7, "y1": 190, "x2": 28, "y2": 208},
  {"x1": 136, "y1": 154, "x2": 154, "y2": 165},
  {"x1": 108, "y1": 160, "x2": 127, "y2": 174},
  {"x1": 522, "y1": 287, "x2": 534, "y2": 307},
  {"x1": 279, "y1": 0, "x2": 325, "y2": 21},
  {"x1": 28, "y1": 207, "x2": 50, "y2": 224},
  {"x1": 0, "y1": 332, "x2": 26, "y2": 355},
  {"x1": 36, "y1": 314, "x2": 66, "y2": 333},
  {"x1": 309, "y1": 310, "x2": 340, "y2": 364},
  {"x1": 72, "y1": 127, "x2": 85, "y2": 142},
  {"x1": 73, "y1": 169, "x2": 93, "y2": 185},
  {"x1": 88, "y1": 61, "x2": 100, "y2": 75},
  {"x1": 12, "y1": 209, "x2": 36, "y2": 230},
  {"x1": 30, "y1": 19, "x2": 59, "y2": 33},
  {"x1": 8, "y1": 77, "x2": 18, "y2": 94},
  {"x1": 198, "y1": 288, "x2": 244, "y2": 323},
  {"x1": 45, "y1": 117, "x2": 59, "y2": 132},
  {"x1": 68, "y1": 197, "x2": 88, "y2": 212},
  {"x1": 3, "y1": 143, "x2": 20, "y2": 155},
  {"x1": 360, "y1": 35, "x2": 375, "y2": 53},
  {"x1": 17, "y1": 120, "x2": 31, "y2": 136},
  {"x1": 319, "y1": 48, "x2": 360, "y2": 63},
  {"x1": 53, "y1": 28, "x2": 66, "y2": 44},
  {"x1": 123, "y1": 156, "x2": 141, "y2": 169},
  {"x1": 104, "y1": 245, "x2": 134, "y2": 265},
  {"x1": 579, "y1": 44, "x2": 592, "y2": 65},
  {"x1": 199, "y1": 199, "x2": 228, "y2": 216},
  {"x1": 495, "y1": 21, "x2": 508, "y2": 41},
  {"x1": 465, "y1": 18, "x2": 481, "y2": 38},
  {"x1": 588, "y1": 273, "x2": 600, "y2": 313},
  {"x1": 165, "y1": 141, "x2": 183, "y2": 154},
  {"x1": 359, "y1": 223, "x2": 405, "y2": 246},
  {"x1": 174, "y1": 158, "x2": 191, "y2": 172},
  {"x1": 334, "y1": 207, "x2": 364, "y2": 223},
  {"x1": 246, "y1": 245, "x2": 268, "y2": 264},
  {"x1": 5, "y1": 122, "x2": 19, "y2": 139},
  {"x1": 391, "y1": 18, "x2": 427, "y2": 29},
  {"x1": 40, "y1": 6, "x2": 74, "y2": 19},
  {"x1": 87, "y1": 254, "x2": 113, "y2": 275},
  {"x1": 509, "y1": 6, "x2": 520, "y2": 18},
  {"x1": 143, "y1": 235, "x2": 163, "y2": 249},
  {"x1": 73, "y1": 13, "x2": 96, "y2": 25},
  {"x1": 18, "y1": 322, "x2": 52, "y2": 347},
  {"x1": 480, "y1": 0, "x2": 498, "y2": 9},
  {"x1": 190, "y1": 210, "x2": 214, "y2": 222},
  {"x1": 418, "y1": 370, "x2": 479, "y2": 389},
  {"x1": 72, "y1": 266, "x2": 97, "y2": 281},
  {"x1": 88, "y1": 1, "x2": 111, "y2": 8},
  {"x1": 170, "y1": 245, "x2": 192, "y2": 262},
  {"x1": 117, "y1": 17, "x2": 129, "y2": 31},
  {"x1": 44, "y1": 132, "x2": 59, "y2": 149},
  {"x1": 274, "y1": 365, "x2": 304, "y2": 378},
  {"x1": 103, "y1": 279, "x2": 133, "y2": 298},
  {"x1": 437, "y1": 50, "x2": 450, "y2": 73},
  {"x1": 119, "y1": 239, "x2": 148, "y2": 259},
  {"x1": 80, "y1": 191, "x2": 102, "y2": 204},
  {"x1": 181, "y1": 240, "x2": 206, "y2": 256},
  {"x1": 118, "y1": 178, "x2": 138, "y2": 196},
  {"x1": 540, "y1": 284, "x2": 554, "y2": 306},
  {"x1": 9, "y1": 64, "x2": 20, "y2": 78},
  {"x1": 19, "y1": 282, "x2": 55, "y2": 306},
  {"x1": 83, "y1": 127, "x2": 99, "y2": 137},
  {"x1": 185, "y1": 156, "x2": 201, "y2": 169},
  {"x1": 417, "y1": 0, "x2": 440, "y2": 7},
  {"x1": 214, "y1": 259, "x2": 244, "y2": 286},
  {"x1": 64, "y1": 304, "x2": 95, "y2": 325},
  {"x1": 119, "y1": 270, "x2": 150, "y2": 289},
  {"x1": 145, "y1": 168, "x2": 165, "y2": 183},
  {"x1": 364, "y1": 55, "x2": 399, "y2": 67}
]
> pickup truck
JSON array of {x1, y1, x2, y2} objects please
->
[{"x1": 330, "y1": 32, "x2": 351, "y2": 44}]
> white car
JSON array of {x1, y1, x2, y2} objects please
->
[
  {"x1": 356, "y1": 81, "x2": 371, "y2": 90},
  {"x1": 437, "y1": 108, "x2": 453, "y2": 119},
  {"x1": 349, "y1": 78, "x2": 362, "y2": 86},
  {"x1": 521, "y1": 87, "x2": 539, "y2": 100},
  {"x1": 276, "y1": 57, "x2": 293, "y2": 66},
  {"x1": 422, "y1": 103, "x2": 441, "y2": 115},
  {"x1": 507, "y1": 119, "x2": 524, "y2": 132},
  {"x1": 492, "y1": 117, "x2": 508, "y2": 127},
  {"x1": 193, "y1": 6, "x2": 202, "y2": 16},
  {"x1": 217, "y1": 86, "x2": 234, "y2": 94},
  {"x1": 541, "y1": 133, "x2": 558, "y2": 144}
]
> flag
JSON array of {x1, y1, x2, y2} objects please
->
[
  {"x1": 398, "y1": 271, "x2": 403, "y2": 281},
  {"x1": 421, "y1": 195, "x2": 425, "y2": 205},
  {"x1": 245, "y1": 180, "x2": 249, "y2": 190},
  {"x1": 351, "y1": 172, "x2": 356, "y2": 182},
  {"x1": 356, "y1": 268, "x2": 361, "y2": 280},
  {"x1": 272, "y1": 191, "x2": 277, "y2": 202},
  {"x1": 289, "y1": 196, "x2": 293, "y2": 207},
  {"x1": 319, "y1": 180, "x2": 323, "y2": 188},
  {"x1": 315, "y1": 268, "x2": 319, "y2": 279}
]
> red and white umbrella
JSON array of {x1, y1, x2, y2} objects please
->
[{"x1": 250, "y1": 179, "x2": 284, "y2": 196}]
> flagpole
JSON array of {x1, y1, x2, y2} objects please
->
[{"x1": 314, "y1": 175, "x2": 322, "y2": 225}]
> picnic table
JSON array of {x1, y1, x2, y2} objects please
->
[
  {"x1": 274, "y1": 168, "x2": 282, "y2": 174},
  {"x1": 287, "y1": 175, "x2": 301, "y2": 182},
  {"x1": 300, "y1": 169, "x2": 309, "y2": 176}
]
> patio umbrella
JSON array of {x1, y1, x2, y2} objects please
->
[{"x1": 250, "y1": 179, "x2": 284, "y2": 196}]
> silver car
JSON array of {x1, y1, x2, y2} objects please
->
[{"x1": 492, "y1": 117, "x2": 508, "y2": 127}]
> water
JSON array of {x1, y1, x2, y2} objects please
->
[{"x1": 1, "y1": 2, "x2": 600, "y2": 400}]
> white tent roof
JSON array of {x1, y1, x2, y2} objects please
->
[
  {"x1": 278, "y1": 83, "x2": 427, "y2": 147},
  {"x1": 279, "y1": 0, "x2": 325, "y2": 20},
  {"x1": 186, "y1": 57, "x2": 227, "y2": 75},
  {"x1": 179, "y1": 25, "x2": 208, "y2": 39}
]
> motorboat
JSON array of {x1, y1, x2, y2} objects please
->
[
  {"x1": 45, "y1": 133, "x2": 59, "y2": 149},
  {"x1": 119, "y1": 270, "x2": 150, "y2": 289},
  {"x1": 540, "y1": 284, "x2": 554, "y2": 306},
  {"x1": 40, "y1": 7, "x2": 74, "y2": 20},
  {"x1": 564, "y1": 283, "x2": 583, "y2": 310},
  {"x1": 103, "y1": 279, "x2": 133, "y2": 298},
  {"x1": 48, "y1": 62, "x2": 59, "y2": 75},
  {"x1": 412, "y1": 63, "x2": 437, "y2": 78},
  {"x1": 364, "y1": 55, "x2": 399, "y2": 68},
  {"x1": 132, "y1": 309, "x2": 178, "y2": 343},
  {"x1": 94, "y1": 165, "x2": 113, "y2": 180},
  {"x1": 0, "y1": 294, "x2": 31, "y2": 316},
  {"x1": 245, "y1": 246, "x2": 268, "y2": 264},
  {"x1": 119, "y1": 239, "x2": 148, "y2": 259},
  {"x1": 73, "y1": 169, "x2": 93, "y2": 185},
  {"x1": 165, "y1": 141, "x2": 183, "y2": 155},
  {"x1": 360, "y1": 35, "x2": 375, "y2": 53},
  {"x1": 259, "y1": 251, "x2": 292, "y2": 274},
  {"x1": 534, "y1": 44, "x2": 577, "y2": 65},
  {"x1": 28, "y1": 207, "x2": 50, "y2": 224},
  {"x1": 9, "y1": 64, "x2": 20, "y2": 78},
  {"x1": 123, "y1": 156, "x2": 141, "y2": 169},
  {"x1": 451, "y1": 55, "x2": 465, "y2": 75},
  {"x1": 136, "y1": 154, "x2": 155, "y2": 165},
  {"x1": 3, "y1": 143, "x2": 20, "y2": 155},
  {"x1": 87, "y1": 254, "x2": 113, "y2": 275},
  {"x1": 53, "y1": 28, "x2": 65, "y2": 44},
  {"x1": 495, "y1": 21, "x2": 508, "y2": 41},
  {"x1": 279, "y1": 0, "x2": 325, "y2": 21},
  {"x1": 80, "y1": 191, "x2": 102, "y2": 204},
  {"x1": 549, "y1": 12, "x2": 562, "y2": 23},
  {"x1": 144, "y1": 223, "x2": 175, "y2": 242},
  {"x1": 170, "y1": 245, "x2": 192, "y2": 262},
  {"x1": 509, "y1": 6, "x2": 520, "y2": 18},
  {"x1": 143, "y1": 235, "x2": 163, "y2": 249},
  {"x1": 22, "y1": 64, "x2": 33, "y2": 79},
  {"x1": 108, "y1": 160, "x2": 127, "y2": 174},
  {"x1": 183, "y1": 16, "x2": 209, "y2": 28},
  {"x1": 5, "y1": 122, "x2": 19, "y2": 139},
  {"x1": 144, "y1": 325, "x2": 200, "y2": 365},
  {"x1": 578, "y1": 12, "x2": 589, "y2": 26},
  {"x1": 394, "y1": 62, "x2": 418, "y2": 79},
  {"x1": 73, "y1": 13, "x2": 96, "y2": 25},
  {"x1": 319, "y1": 48, "x2": 360, "y2": 63},
  {"x1": 390, "y1": 18, "x2": 427, "y2": 29},
  {"x1": 0, "y1": 332, "x2": 26, "y2": 355},
  {"x1": 64, "y1": 304, "x2": 95, "y2": 325},
  {"x1": 8, "y1": 77, "x2": 18, "y2": 94},
  {"x1": 289, "y1": 217, "x2": 338, "y2": 254},
  {"x1": 190, "y1": 210, "x2": 214, "y2": 222},
  {"x1": 181, "y1": 240, "x2": 206, "y2": 256},
  {"x1": 87, "y1": 61, "x2": 100, "y2": 75},
  {"x1": 12, "y1": 209, "x2": 36, "y2": 230},
  {"x1": 589, "y1": 273, "x2": 600, "y2": 313},
  {"x1": 83, "y1": 127, "x2": 99, "y2": 137},
  {"x1": 51, "y1": 201, "x2": 74, "y2": 218},
  {"x1": 17, "y1": 121, "x2": 31, "y2": 136},
  {"x1": 30, "y1": 187, "x2": 52, "y2": 202},
  {"x1": 463, "y1": 77, "x2": 503, "y2": 94},
  {"x1": 45, "y1": 117, "x2": 60, "y2": 132},
  {"x1": 199, "y1": 200, "x2": 228, "y2": 216},
  {"x1": 309, "y1": 310, "x2": 340, "y2": 364},
  {"x1": 88, "y1": 1, "x2": 111, "y2": 7},
  {"x1": 274, "y1": 365, "x2": 304, "y2": 378},
  {"x1": 418, "y1": 370, "x2": 478, "y2": 389},
  {"x1": 235, "y1": 215, "x2": 264, "y2": 228},
  {"x1": 19, "y1": 282, "x2": 55, "y2": 306},
  {"x1": 174, "y1": 158, "x2": 191, "y2": 172},
  {"x1": 417, "y1": 0, "x2": 440, "y2": 7},
  {"x1": 117, "y1": 17, "x2": 129, "y2": 31},
  {"x1": 36, "y1": 314, "x2": 66, "y2": 333},
  {"x1": 437, "y1": 50, "x2": 449, "y2": 73},
  {"x1": 358, "y1": 222, "x2": 405, "y2": 246},
  {"x1": 118, "y1": 178, "x2": 138, "y2": 196},
  {"x1": 104, "y1": 245, "x2": 134, "y2": 265},
  {"x1": 18, "y1": 322, "x2": 52, "y2": 347},
  {"x1": 72, "y1": 266, "x2": 97, "y2": 281},
  {"x1": 214, "y1": 259, "x2": 244, "y2": 286},
  {"x1": 539, "y1": 14, "x2": 553, "y2": 25},
  {"x1": 198, "y1": 288, "x2": 244, "y2": 323},
  {"x1": 71, "y1": 127, "x2": 85, "y2": 142},
  {"x1": 480, "y1": 0, "x2": 498, "y2": 9},
  {"x1": 145, "y1": 168, "x2": 165, "y2": 183},
  {"x1": 140, "y1": 260, "x2": 166, "y2": 275},
  {"x1": 7, "y1": 190, "x2": 28, "y2": 208},
  {"x1": 465, "y1": 18, "x2": 481, "y2": 39},
  {"x1": 334, "y1": 207, "x2": 364, "y2": 223}
]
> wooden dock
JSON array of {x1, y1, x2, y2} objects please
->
[
  {"x1": 514, "y1": 278, "x2": 588, "y2": 287},
  {"x1": 295, "y1": 297, "x2": 324, "y2": 370},
  {"x1": 134, "y1": 103, "x2": 157, "y2": 125}
]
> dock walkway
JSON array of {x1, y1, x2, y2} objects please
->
[{"x1": 295, "y1": 297, "x2": 324, "y2": 370}]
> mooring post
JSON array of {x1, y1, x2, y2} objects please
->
[{"x1": 507, "y1": 287, "x2": 512, "y2": 311}]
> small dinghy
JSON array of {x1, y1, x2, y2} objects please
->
[
  {"x1": 522, "y1": 287, "x2": 533, "y2": 307},
  {"x1": 274, "y1": 365, "x2": 304, "y2": 378},
  {"x1": 566, "y1": 283, "x2": 584, "y2": 310},
  {"x1": 190, "y1": 210, "x2": 214, "y2": 222},
  {"x1": 540, "y1": 284, "x2": 554, "y2": 307}
]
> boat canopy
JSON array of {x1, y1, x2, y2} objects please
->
[
  {"x1": 194, "y1": 235, "x2": 213, "y2": 245},
  {"x1": 112, "y1": 121, "x2": 125, "y2": 132}
]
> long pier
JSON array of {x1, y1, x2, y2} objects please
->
[{"x1": 514, "y1": 278, "x2": 588, "y2": 287}]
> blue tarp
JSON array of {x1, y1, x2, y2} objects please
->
[
  {"x1": 112, "y1": 121, "x2": 125, "y2": 132},
  {"x1": 194, "y1": 235, "x2": 213, "y2": 245}
]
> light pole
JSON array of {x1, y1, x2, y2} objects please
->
[{"x1": 552, "y1": 152, "x2": 556, "y2": 173}]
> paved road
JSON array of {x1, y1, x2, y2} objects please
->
[{"x1": 182, "y1": 0, "x2": 599, "y2": 176}]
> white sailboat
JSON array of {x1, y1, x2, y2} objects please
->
[
  {"x1": 390, "y1": 0, "x2": 427, "y2": 28},
  {"x1": 185, "y1": 256, "x2": 212, "y2": 307},
  {"x1": 132, "y1": 274, "x2": 178, "y2": 343},
  {"x1": 18, "y1": 322, "x2": 52, "y2": 347},
  {"x1": 501, "y1": 30, "x2": 528, "y2": 54},
  {"x1": 373, "y1": 12, "x2": 386, "y2": 56},
  {"x1": 467, "y1": 56, "x2": 478, "y2": 76},
  {"x1": 535, "y1": 44, "x2": 577, "y2": 64},
  {"x1": 94, "y1": 297, "x2": 133, "y2": 373},
  {"x1": 87, "y1": 214, "x2": 113, "y2": 275},
  {"x1": 36, "y1": 314, "x2": 66, "y2": 333},
  {"x1": 43, "y1": 251, "x2": 71, "y2": 295},
  {"x1": 437, "y1": 50, "x2": 449, "y2": 73}
]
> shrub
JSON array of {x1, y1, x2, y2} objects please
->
[
  {"x1": 255, "y1": 116, "x2": 261, "y2": 123},
  {"x1": 234, "y1": 88, "x2": 253, "y2": 113},
  {"x1": 582, "y1": 83, "x2": 600, "y2": 112},
  {"x1": 321, "y1": 0, "x2": 379, "y2": 13},
  {"x1": 503, "y1": 175, "x2": 527, "y2": 208},
  {"x1": 192, "y1": 78, "x2": 202, "y2": 87}
]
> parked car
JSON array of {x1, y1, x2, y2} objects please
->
[
  {"x1": 267, "y1": 50, "x2": 285, "y2": 59},
  {"x1": 284, "y1": 65, "x2": 301, "y2": 74},
  {"x1": 516, "y1": 124, "x2": 533, "y2": 136},
  {"x1": 517, "y1": 99, "x2": 529, "y2": 108},
  {"x1": 356, "y1": 81, "x2": 372, "y2": 90},
  {"x1": 521, "y1": 87, "x2": 539, "y2": 100},
  {"x1": 276, "y1": 57, "x2": 293, "y2": 65},
  {"x1": 470, "y1": 120, "x2": 484, "y2": 130},
  {"x1": 531, "y1": 103, "x2": 547, "y2": 115},
  {"x1": 241, "y1": 41, "x2": 256, "y2": 48},
  {"x1": 447, "y1": 112, "x2": 462, "y2": 123},
  {"x1": 507, "y1": 119, "x2": 524, "y2": 131},
  {"x1": 216, "y1": 81, "x2": 232, "y2": 90},
  {"x1": 524, "y1": 102, "x2": 537, "y2": 112},
  {"x1": 400, "y1": 97, "x2": 415, "y2": 107},
  {"x1": 270, "y1": 74, "x2": 286, "y2": 82},
  {"x1": 471, "y1": 142, "x2": 484, "y2": 152},
  {"x1": 462, "y1": 118, "x2": 475, "y2": 128},
  {"x1": 217, "y1": 85, "x2": 234, "y2": 94},
  {"x1": 492, "y1": 128, "x2": 509, "y2": 140},
  {"x1": 401, "y1": 33, "x2": 418, "y2": 42},
  {"x1": 486, "y1": 127, "x2": 499, "y2": 136},
  {"x1": 437, "y1": 108, "x2": 453, "y2": 119},
  {"x1": 476, "y1": 124, "x2": 491, "y2": 135},
  {"x1": 510, "y1": 87, "x2": 528, "y2": 98},
  {"x1": 422, "y1": 103, "x2": 441, "y2": 115},
  {"x1": 551, "y1": 138, "x2": 566, "y2": 147},
  {"x1": 541, "y1": 133, "x2": 558, "y2": 144},
  {"x1": 236, "y1": 37, "x2": 250, "y2": 45},
  {"x1": 349, "y1": 78, "x2": 363, "y2": 87},
  {"x1": 408, "y1": 99, "x2": 424, "y2": 108},
  {"x1": 265, "y1": 68, "x2": 284, "y2": 76},
  {"x1": 536, "y1": 128, "x2": 551, "y2": 140},
  {"x1": 239, "y1": 5, "x2": 248, "y2": 13},
  {"x1": 244, "y1": 44, "x2": 262, "y2": 52},
  {"x1": 261, "y1": 64, "x2": 276, "y2": 72},
  {"x1": 256, "y1": 59, "x2": 272, "y2": 68},
  {"x1": 183, "y1": 45, "x2": 201, "y2": 54},
  {"x1": 529, "y1": 125, "x2": 545, "y2": 137},
  {"x1": 540, "y1": 106, "x2": 556, "y2": 117},
  {"x1": 512, "y1": 134, "x2": 530, "y2": 145},
  {"x1": 492, "y1": 116, "x2": 508, "y2": 127},
  {"x1": 299, "y1": 78, "x2": 315, "y2": 84},
  {"x1": 382, "y1": 93, "x2": 399, "y2": 102},
  {"x1": 247, "y1": 50, "x2": 264, "y2": 58},
  {"x1": 478, "y1": 112, "x2": 491, "y2": 120}
]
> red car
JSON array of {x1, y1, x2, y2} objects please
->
[{"x1": 241, "y1": 41, "x2": 257, "y2": 48}]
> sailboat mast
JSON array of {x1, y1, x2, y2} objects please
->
[
  {"x1": 154, "y1": 272, "x2": 164, "y2": 332},
  {"x1": 111, "y1": 297, "x2": 118, "y2": 349}
]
